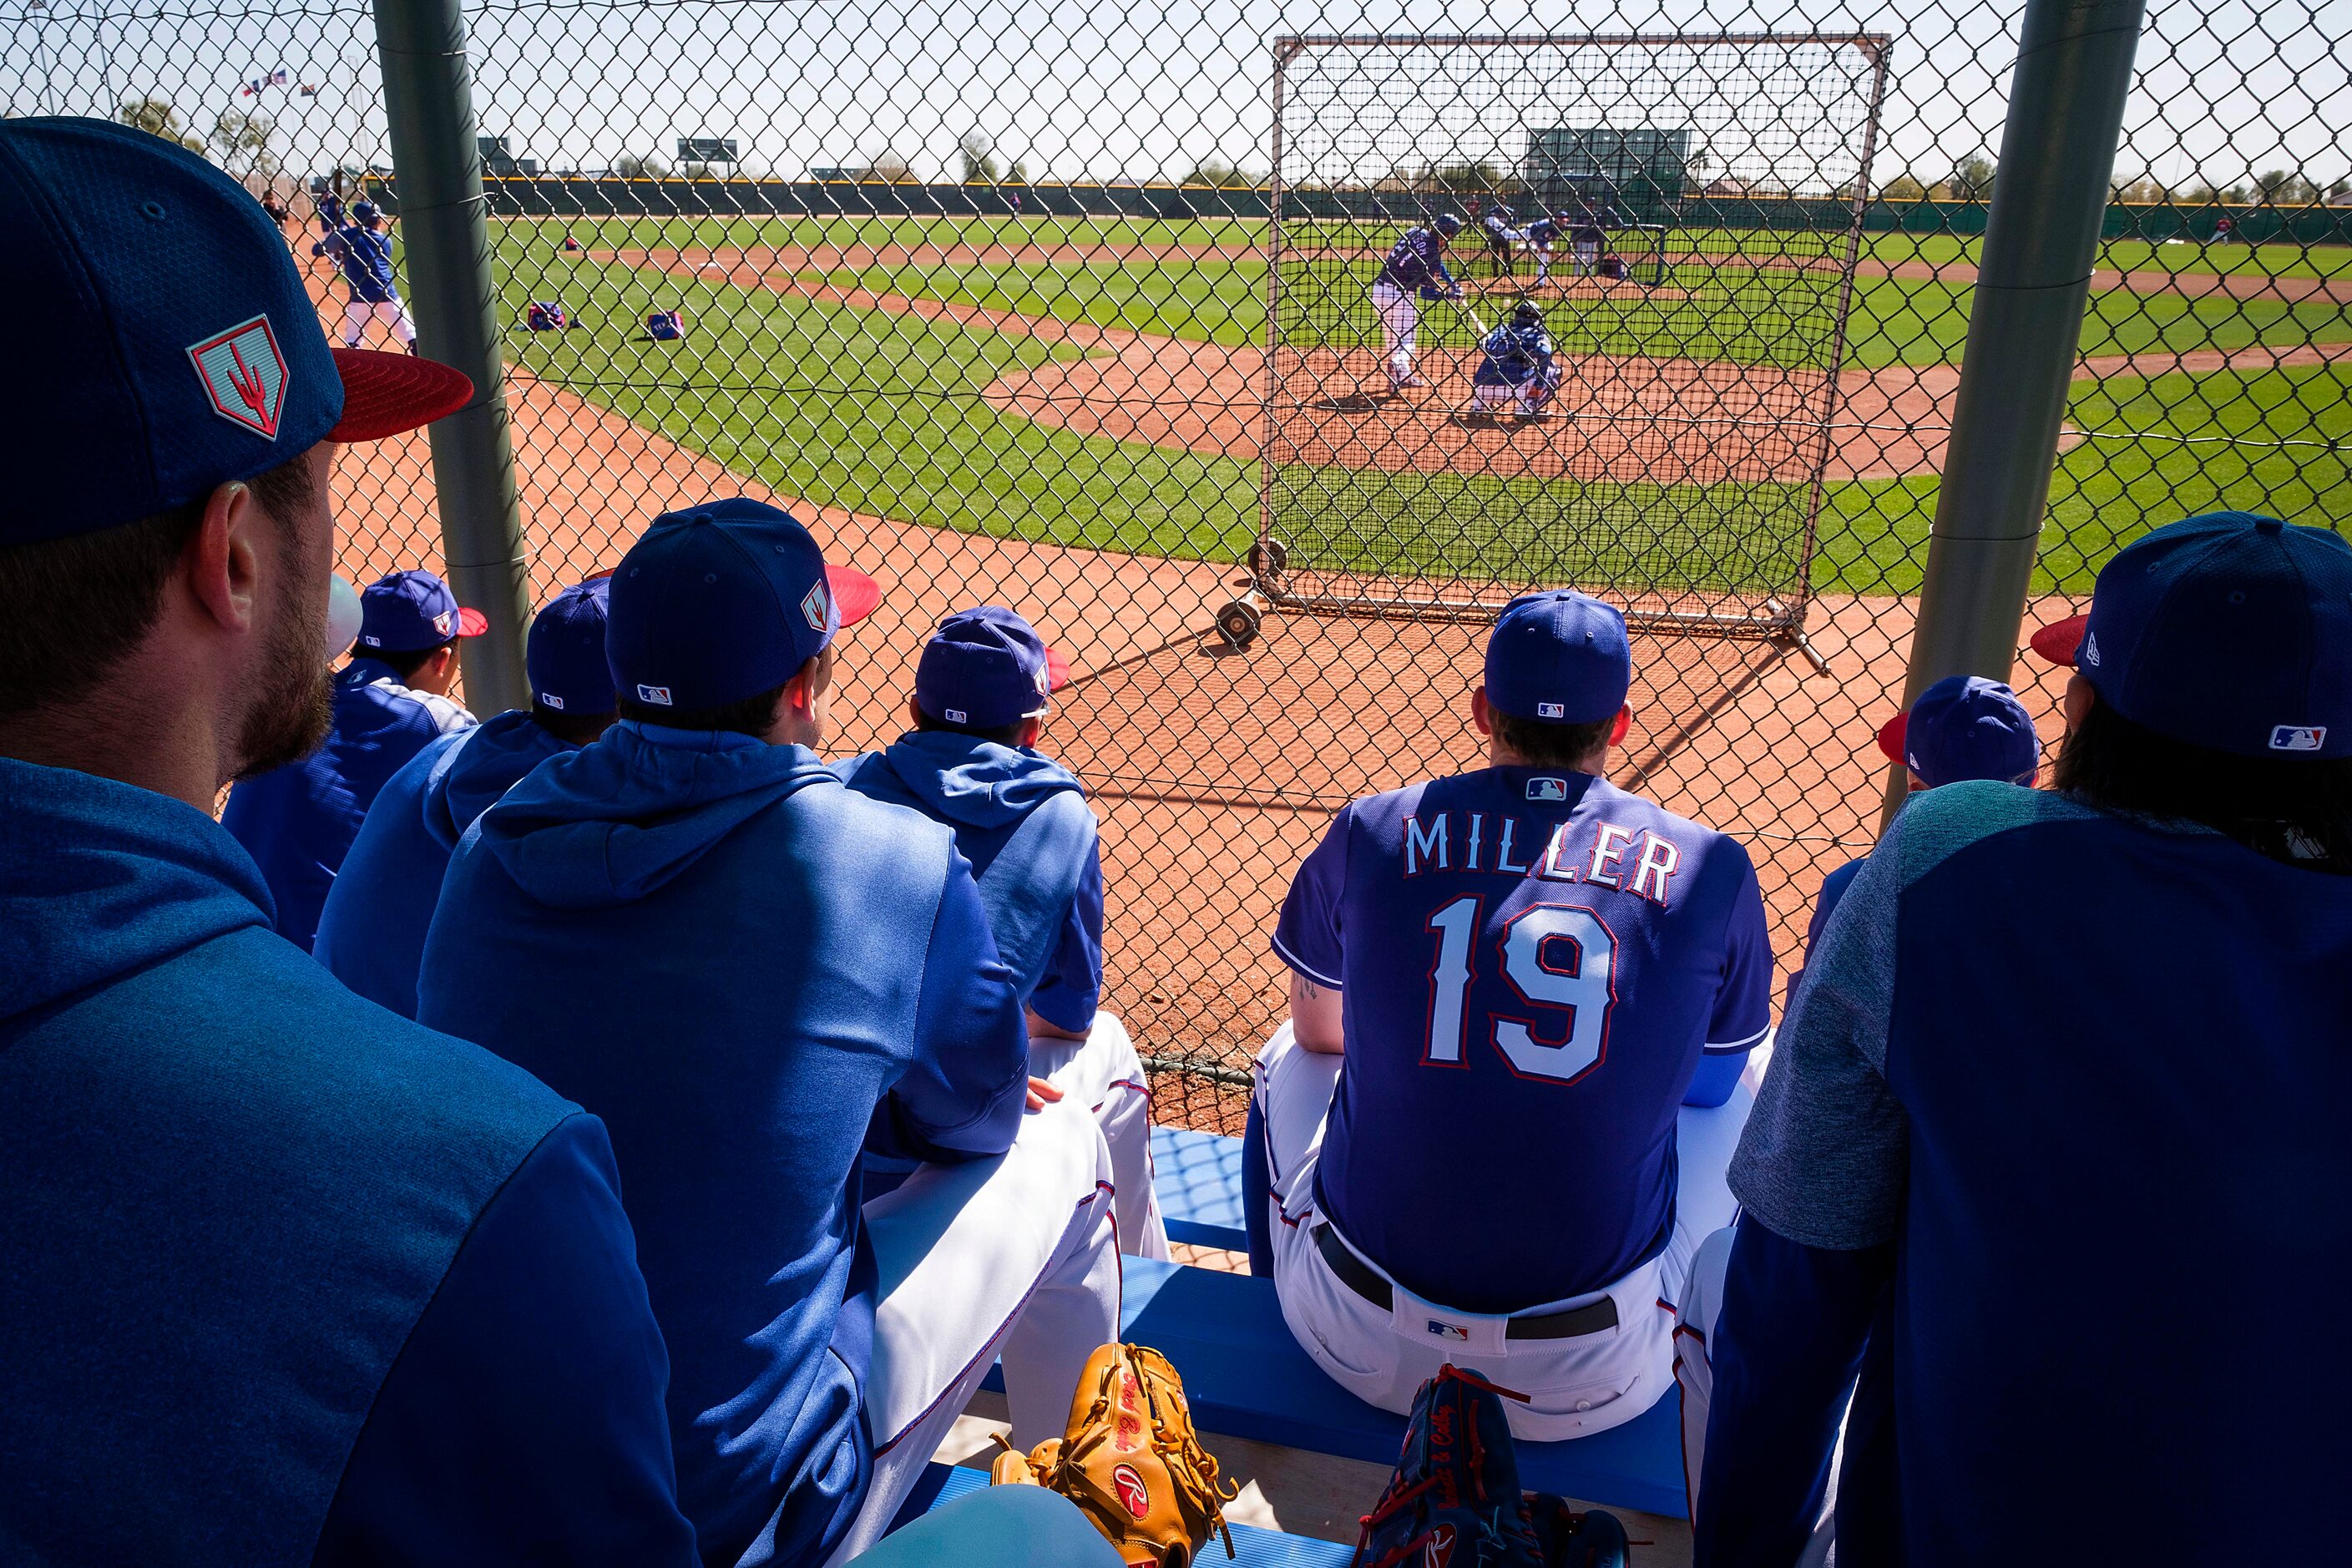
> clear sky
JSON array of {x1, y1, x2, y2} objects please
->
[{"x1": 6, "y1": 0, "x2": 2346, "y2": 196}]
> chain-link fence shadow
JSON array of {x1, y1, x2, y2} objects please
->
[{"x1": 15, "y1": 0, "x2": 2344, "y2": 1130}]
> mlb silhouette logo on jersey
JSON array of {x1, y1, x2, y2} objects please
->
[
  {"x1": 1525, "y1": 776, "x2": 1568, "y2": 802},
  {"x1": 1426, "y1": 1320, "x2": 1469, "y2": 1342},
  {"x1": 635, "y1": 684, "x2": 672, "y2": 706},
  {"x1": 2271, "y1": 725, "x2": 2327, "y2": 751}
]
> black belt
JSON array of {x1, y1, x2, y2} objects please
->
[{"x1": 1312, "y1": 1223, "x2": 1619, "y2": 1341}]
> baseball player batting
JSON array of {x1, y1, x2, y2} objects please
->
[
  {"x1": 1368, "y1": 212, "x2": 1464, "y2": 393},
  {"x1": 1242, "y1": 590, "x2": 1773, "y2": 1439},
  {"x1": 311, "y1": 200, "x2": 418, "y2": 353}
]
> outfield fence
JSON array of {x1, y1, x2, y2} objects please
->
[{"x1": 10, "y1": 0, "x2": 2348, "y2": 1132}]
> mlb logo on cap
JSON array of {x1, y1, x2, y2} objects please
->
[
  {"x1": 188, "y1": 315, "x2": 289, "y2": 438},
  {"x1": 2273, "y1": 726, "x2": 2327, "y2": 752},
  {"x1": 636, "y1": 684, "x2": 672, "y2": 706},
  {"x1": 1536, "y1": 702, "x2": 1566, "y2": 719}
]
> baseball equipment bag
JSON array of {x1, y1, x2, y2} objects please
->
[
  {"x1": 1351, "y1": 1366, "x2": 1635, "y2": 1568},
  {"x1": 646, "y1": 310, "x2": 685, "y2": 341},
  {"x1": 989, "y1": 1341, "x2": 1237, "y2": 1566},
  {"x1": 525, "y1": 301, "x2": 569, "y2": 331}
]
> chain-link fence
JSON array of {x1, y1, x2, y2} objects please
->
[{"x1": 13, "y1": 0, "x2": 2345, "y2": 1131}]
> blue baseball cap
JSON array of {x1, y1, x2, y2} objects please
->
[
  {"x1": 348, "y1": 199, "x2": 379, "y2": 223},
  {"x1": 528, "y1": 577, "x2": 618, "y2": 715},
  {"x1": 915, "y1": 607, "x2": 1072, "y2": 729},
  {"x1": 2031, "y1": 512, "x2": 2352, "y2": 759},
  {"x1": 1433, "y1": 213, "x2": 1463, "y2": 236},
  {"x1": 1875, "y1": 675, "x2": 2040, "y2": 787},
  {"x1": 0, "y1": 117, "x2": 471, "y2": 545},
  {"x1": 604, "y1": 498, "x2": 882, "y2": 712},
  {"x1": 1484, "y1": 589, "x2": 1631, "y2": 724},
  {"x1": 357, "y1": 568, "x2": 488, "y2": 654}
]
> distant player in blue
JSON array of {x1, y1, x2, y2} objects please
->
[
  {"x1": 315, "y1": 576, "x2": 619, "y2": 1017},
  {"x1": 316, "y1": 185, "x2": 343, "y2": 231},
  {"x1": 1570, "y1": 200, "x2": 1616, "y2": 277},
  {"x1": 311, "y1": 199, "x2": 417, "y2": 352},
  {"x1": 1246, "y1": 590, "x2": 1773, "y2": 1439},
  {"x1": 1525, "y1": 213, "x2": 1563, "y2": 286},
  {"x1": 1468, "y1": 301, "x2": 1560, "y2": 421},
  {"x1": 837, "y1": 605, "x2": 1170, "y2": 1257},
  {"x1": 1371, "y1": 212, "x2": 1462, "y2": 392},
  {"x1": 1692, "y1": 513, "x2": 2352, "y2": 1568},
  {"x1": 419, "y1": 500, "x2": 1120, "y2": 1565},
  {"x1": 222, "y1": 566, "x2": 482, "y2": 951}
]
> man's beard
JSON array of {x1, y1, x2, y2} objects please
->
[{"x1": 231, "y1": 564, "x2": 335, "y2": 781}]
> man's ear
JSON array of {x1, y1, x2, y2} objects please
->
[
  {"x1": 1019, "y1": 715, "x2": 1044, "y2": 748},
  {"x1": 784, "y1": 651, "x2": 825, "y2": 716},
  {"x1": 1470, "y1": 685, "x2": 1494, "y2": 736},
  {"x1": 185, "y1": 480, "x2": 265, "y2": 637},
  {"x1": 2062, "y1": 673, "x2": 2097, "y2": 732}
]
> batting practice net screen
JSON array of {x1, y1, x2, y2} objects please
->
[{"x1": 1263, "y1": 34, "x2": 1890, "y2": 640}]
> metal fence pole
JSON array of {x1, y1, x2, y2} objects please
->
[
  {"x1": 1886, "y1": 0, "x2": 2147, "y2": 822},
  {"x1": 372, "y1": 0, "x2": 532, "y2": 711}
]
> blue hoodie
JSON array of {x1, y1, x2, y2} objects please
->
[
  {"x1": 836, "y1": 731, "x2": 1104, "y2": 1033},
  {"x1": 315, "y1": 710, "x2": 575, "y2": 1018},
  {"x1": 417, "y1": 722, "x2": 1030, "y2": 1566},
  {"x1": 0, "y1": 758, "x2": 694, "y2": 1565}
]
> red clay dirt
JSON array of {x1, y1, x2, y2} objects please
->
[{"x1": 305, "y1": 230, "x2": 2080, "y2": 1129}]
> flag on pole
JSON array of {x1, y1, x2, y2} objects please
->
[
  {"x1": 299, "y1": 83, "x2": 319, "y2": 96},
  {"x1": 268, "y1": 68, "x2": 289, "y2": 86}
]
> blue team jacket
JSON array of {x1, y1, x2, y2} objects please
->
[
  {"x1": 221, "y1": 658, "x2": 473, "y2": 953},
  {"x1": 0, "y1": 758, "x2": 694, "y2": 1565},
  {"x1": 418, "y1": 721, "x2": 1030, "y2": 1566},
  {"x1": 315, "y1": 710, "x2": 574, "y2": 1018},
  {"x1": 835, "y1": 731, "x2": 1104, "y2": 1031}
]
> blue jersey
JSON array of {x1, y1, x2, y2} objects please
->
[
  {"x1": 315, "y1": 224, "x2": 398, "y2": 302},
  {"x1": 1376, "y1": 228, "x2": 1454, "y2": 292},
  {"x1": 1525, "y1": 217, "x2": 1560, "y2": 245},
  {"x1": 220, "y1": 657, "x2": 473, "y2": 952},
  {"x1": 1729, "y1": 783, "x2": 2352, "y2": 1565},
  {"x1": 1274, "y1": 767, "x2": 1773, "y2": 1313},
  {"x1": 1474, "y1": 323, "x2": 1555, "y2": 387}
]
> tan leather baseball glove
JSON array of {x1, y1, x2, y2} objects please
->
[{"x1": 989, "y1": 1341, "x2": 1238, "y2": 1566}]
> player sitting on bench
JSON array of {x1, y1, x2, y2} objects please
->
[
  {"x1": 1244, "y1": 590, "x2": 1773, "y2": 1441},
  {"x1": 1469, "y1": 301, "x2": 1561, "y2": 421},
  {"x1": 837, "y1": 606, "x2": 1170, "y2": 1258}
]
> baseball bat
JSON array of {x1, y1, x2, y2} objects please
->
[{"x1": 1452, "y1": 294, "x2": 1490, "y2": 339}]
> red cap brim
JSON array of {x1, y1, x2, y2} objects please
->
[
  {"x1": 2029, "y1": 614, "x2": 2088, "y2": 665},
  {"x1": 454, "y1": 606, "x2": 490, "y2": 637},
  {"x1": 327, "y1": 348, "x2": 473, "y2": 443},
  {"x1": 1876, "y1": 711, "x2": 1909, "y2": 764},
  {"x1": 1044, "y1": 647, "x2": 1073, "y2": 691},
  {"x1": 827, "y1": 564, "x2": 882, "y2": 627}
]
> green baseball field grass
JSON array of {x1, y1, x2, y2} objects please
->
[{"x1": 482, "y1": 215, "x2": 2351, "y2": 598}]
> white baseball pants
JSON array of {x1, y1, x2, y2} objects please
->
[
  {"x1": 1251, "y1": 1020, "x2": 1749, "y2": 1443},
  {"x1": 813, "y1": 1100, "x2": 1122, "y2": 1565},
  {"x1": 1025, "y1": 1010, "x2": 1171, "y2": 1260},
  {"x1": 1572, "y1": 240, "x2": 1601, "y2": 277},
  {"x1": 1369, "y1": 281, "x2": 1419, "y2": 386},
  {"x1": 341, "y1": 298, "x2": 417, "y2": 346}
]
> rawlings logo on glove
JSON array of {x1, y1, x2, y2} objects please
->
[{"x1": 991, "y1": 1341, "x2": 1237, "y2": 1567}]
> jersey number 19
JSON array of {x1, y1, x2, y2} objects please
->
[{"x1": 1424, "y1": 898, "x2": 1617, "y2": 1083}]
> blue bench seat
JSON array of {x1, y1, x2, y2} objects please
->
[
  {"x1": 986, "y1": 1257, "x2": 1689, "y2": 1518},
  {"x1": 1151, "y1": 1125, "x2": 1250, "y2": 1252}
]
